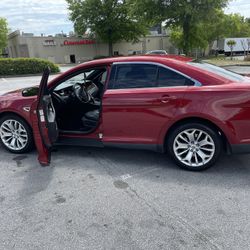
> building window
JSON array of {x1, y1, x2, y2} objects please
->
[{"x1": 43, "y1": 40, "x2": 57, "y2": 46}]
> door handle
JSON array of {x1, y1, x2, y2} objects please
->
[{"x1": 160, "y1": 95, "x2": 177, "y2": 104}]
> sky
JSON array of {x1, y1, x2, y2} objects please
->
[
  {"x1": 0, "y1": 0, "x2": 250, "y2": 36},
  {"x1": 225, "y1": 0, "x2": 250, "y2": 17},
  {"x1": 0, "y1": 0, "x2": 73, "y2": 35}
]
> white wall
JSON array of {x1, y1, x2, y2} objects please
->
[{"x1": 8, "y1": 34, "x2": 174, "y2": 64}]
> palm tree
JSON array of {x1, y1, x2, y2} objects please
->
[{"x1": 227, "y1": 40, "x2": 236, "y2": 60}]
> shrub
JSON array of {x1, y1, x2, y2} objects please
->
[{"x1": 0, "y1": 58, "x2": 60, "y2": 76}]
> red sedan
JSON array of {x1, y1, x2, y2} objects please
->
[{"x1": 0, "y1": 56, "x2": 249, "y2": 171}]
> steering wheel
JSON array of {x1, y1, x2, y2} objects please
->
[{"x1": 73, "y1": 82, "x2": 91, "y2": 103}]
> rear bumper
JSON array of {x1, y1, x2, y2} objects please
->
[{"x1": 231, "y1": 144, "x2": 250, "y2": 154}]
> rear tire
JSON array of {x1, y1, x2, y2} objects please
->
[
  {"x1": 167, "y1": 123, "x2": 222, "y2": 171},
  {"x1": 0, "y1": 114, "x2": 34, "y2": 154}
]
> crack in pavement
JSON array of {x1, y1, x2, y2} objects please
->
[
  {"x1": 126, "y1": 186, "x2": 222, "y2": 250},
  {"x1": 95, "y1": 152, "x2": 222, "y2": 250}
]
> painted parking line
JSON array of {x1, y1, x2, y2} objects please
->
[
  {"x1": 120, "y1": 174, "x2": 132, "y2": 180},
  {"x1": 120, "y1": 167, "x2": 161, "y2": 181},
  {"x1": 1, "y1": 78, "x2": 8, "y2": 83}
]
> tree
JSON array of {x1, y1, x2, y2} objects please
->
[
  {"x1": 227, "y1": 39, "x2": 236, "y2": 60},
  {"x1": 199, "y1": 12, "x2": 250, "y2": 56},
  {"x1": 222, "y1": 14, "x2": 250, "y2": 38},
  {"x1": 200, "y1": 10, "x2": 227, "y2": 46},
  {"x1": 66, "y1": 0, "x2": 148, "y2": 56},
  {"x1": 131, "y1": 0, "x2": 228, "y2": 55},
  {"x1": 169, "y1": 0, "x2": 229, "y2": 55},
  {"x1": 0, "y1": 18, "x2": 8, "y2": 54},
  {"x1": 170, "y1": 21, "x2": 209, "y2": 56}
]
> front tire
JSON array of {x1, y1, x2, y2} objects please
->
[
  {"x1": 0, "y1": 114, "x2": 34, "y2": 154},
  {"x1": 167, "y1": 123, "x2": 221, "y2": 171}
]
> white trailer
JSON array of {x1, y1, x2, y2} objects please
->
[{"x1": 214, "y1": 37, "x2": 250, "y2": 56}]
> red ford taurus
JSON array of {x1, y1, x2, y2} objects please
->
[{"x1": 0, "y1": 56, "x2": 250, "y2": 171}]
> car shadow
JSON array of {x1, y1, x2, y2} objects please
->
[
  {"x1": 0, "y1": 145, "x2": 54, "y2": 204},
  {"x1": 1, "y1": 144, "x2": 250, "y2": 200},
  {"x1": 51, "y1": 145, "x2": 250, "y2": 190},
  {"x1": 17, "y1": 163, "x2": 54, "y2": 203}
]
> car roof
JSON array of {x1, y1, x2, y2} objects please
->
[{"x1": 77, "y1": 55, "x2": 192, "y2": 68}]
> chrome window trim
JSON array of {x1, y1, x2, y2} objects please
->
[
  {"x1": 106, "y1": 86, "x2": 190, "y2": 92},
  {"x1": 111, "y1": 61, "x2": 203, "y2": 88}
]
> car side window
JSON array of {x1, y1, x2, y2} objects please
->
[
  {"x1": 109, "y1": 64, "x2": 158, "y2": 89},
  {"x1": 157, "y1": 67, "x2": 194, "y2": 87}
]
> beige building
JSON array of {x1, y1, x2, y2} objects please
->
[{"x1": 7, "y1": 30, "x2": 176, "y2": 64}]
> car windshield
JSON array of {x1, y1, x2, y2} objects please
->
[
  {"x1": 188, "y1": 61, "x2": 246, "y2": 82},
  {"x1": 54, "y1": 70, "x2": 94, "y2": 91}
]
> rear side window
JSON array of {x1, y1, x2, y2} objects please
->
[
  {"x1": 158, "y1": 67, "x2": 194, "y2": 87},
  {"x1": 109, "y1": 64, "x2": 158, "y2": 89},
  {"x1": 108, "y1": 63, "x2": 194, "y2": 89}
]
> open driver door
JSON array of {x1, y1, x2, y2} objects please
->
[{"x1": 30, "y1": 67, "x2": 58, "y2": 166}]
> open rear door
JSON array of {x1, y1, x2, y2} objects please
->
[{"x1": 30, "y1": 67, "x2": 58, "y2": 166}]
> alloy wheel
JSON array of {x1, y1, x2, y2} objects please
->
[
  {"x1": 0, "y1": 119, "x2": 28, "y2": 151},
  {"x1": 173, "y1": 128, "x2": 215, "y2": 167}
]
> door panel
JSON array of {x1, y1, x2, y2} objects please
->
[
  {"x1": 102, "y1": 87, "x2": 186, "y2": 145},
  {"x1": 30, "y1": 100, "x2": 51, "y2": 165},
  {"x1": 41, "y1": 95, "x2": 58, "y2": 145},
  {"x1": 30, "y1": 67, "x2": 58, "y2": 166}
]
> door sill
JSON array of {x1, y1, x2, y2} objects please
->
[
  {"x1": 55, "y1": 136, "x2": 103, "y2": 148},
  {"x1": 59, "y1": 129, "x2": 93, "y2": 135}
]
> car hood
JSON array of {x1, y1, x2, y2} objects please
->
[
  {"x1": 1, "y1": 88, "x2": 23, "y2": 97},
  {"x1": 0, "y1": 86, "x2": 39, "y2": 98},
  {"x1": 0, "y1": 86, "x2": 37, "y2": 122}
]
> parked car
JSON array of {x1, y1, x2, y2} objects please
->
[
  {"x1": 146, "y1": 50, "x2": 168, "y2": 55},
  {"x1": 0, "y1": 56, "x2": 250, "y2": 171}
]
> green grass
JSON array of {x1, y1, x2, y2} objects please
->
[{"x1": 202, "y1": 55, "x2": 250, "y2": 66}]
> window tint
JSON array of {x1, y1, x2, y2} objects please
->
[
  {"x1": 110, "y1": 64, "x2": 157, "y2": 89},
  {"x1": 157, "y1": 67, "x2": 194, "y2": 87}
]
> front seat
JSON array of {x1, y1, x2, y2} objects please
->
[{"x1": 81, "y1": 109, "x2": 100, "y2": 130}]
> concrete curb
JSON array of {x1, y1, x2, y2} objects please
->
[{"x1": 221, "y1": 65, "x2": 250, "y2": 67}]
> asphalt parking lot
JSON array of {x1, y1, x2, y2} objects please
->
[
  {"x1": 0, "y1": 66, "x2": 72, "y2": 95},
  {"x1": 223, "y1": 65, "x2": 250, "y2": 75},
  {"x1": 1, "y1": 66, "x2": 250, "y2": 250}
]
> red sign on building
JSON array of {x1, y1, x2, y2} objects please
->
[{"x1": 63, "y1": 40, "x2": 95, "y2": 46}]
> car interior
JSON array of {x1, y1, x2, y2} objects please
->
[{"x1": 50, "y1": 67, "x2": 107, "y2": 133}]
